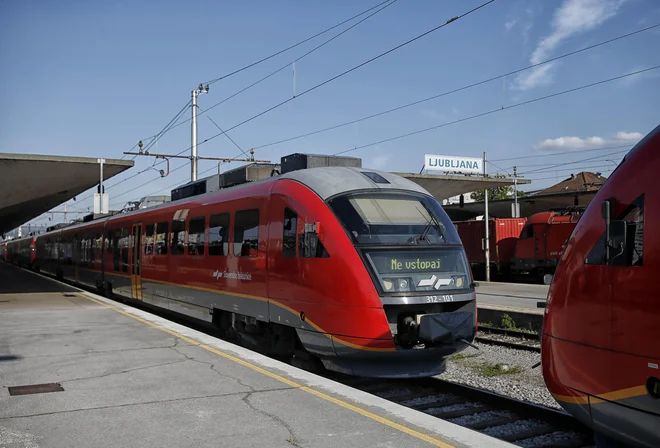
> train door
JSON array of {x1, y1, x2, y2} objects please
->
[{"x1": 130, "y1": 222, "x2": 143, "y2": 300}]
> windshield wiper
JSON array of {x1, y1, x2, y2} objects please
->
[{"x1": 413, "y1": 206, "x2": 443, "y2": 244}]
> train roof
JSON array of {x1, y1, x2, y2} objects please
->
[
  {"x1": 281, "y1": 166, "x2": 428, "y2": 200},
  {"x1": 34, "y1": 166, "x2": 433, "y2": 236}
]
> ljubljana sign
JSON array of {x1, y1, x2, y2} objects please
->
[{"x1": 424, "y1": 154, "x2": 483, "y2": 174}]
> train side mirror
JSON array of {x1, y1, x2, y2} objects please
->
[
  {"x1": 601, "y1": 199, "x2": 611, "y2": 225},
  {"x1": 608, "y1": 220, "x2": 627, "y2": 253}
]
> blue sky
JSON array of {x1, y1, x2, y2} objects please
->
[{"x1": 1, "y1": 0, "x2": 659, "y2": 223}]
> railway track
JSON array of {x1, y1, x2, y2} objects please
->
[
  {"x1": 329, "y1": 374, "x2": 594, "y2": 448},
  {"x1": 475, "y1": 325, "x2": 541, "y2": 352},
  {"x1": 19, "y1": 265, "x2": 590, "y2": 447}
]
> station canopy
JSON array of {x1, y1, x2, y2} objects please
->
[
  {"x1": 0, "y1": 153, "x2": 133, "y2": 236},
  {"x1": 443, "y1": 171, "x2": 606, "y2": 220},
  {"x1": 394, "y1": 172, "x2": 530, "y2": 203}
]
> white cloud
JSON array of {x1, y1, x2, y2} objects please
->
[
  {"x1": 538, "y1": 136, "x2": 606, "y2": 150},
  {"x1": 505, "y1": 19, "x2": 518, "y2": 31},
  {"x1": 514, "y1": 63, "x2": 556, "y2": 90},
  {"x1": 615, "y1": 131, "x2": 643, "y2": 141},
  {"x1": 536, "y1": 130, "x2": 642, "y2": 150},
  {"x1": 514, "y1": 0, "x2": 625, "y2": 90}
]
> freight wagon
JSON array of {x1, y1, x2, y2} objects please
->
[{"x1": 453, "y1": 218, "x2": 526, "y2": 279}]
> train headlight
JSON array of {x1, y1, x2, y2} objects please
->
[
  {"x1": 454, "y1": 276, "x2": 464, "y2": 288},
  {"x1": 383, "y1": 279, "x2": 394, "y2": 291},
  {"x1": 397, "y1": 278, "x2": 409, "y2": 291}
]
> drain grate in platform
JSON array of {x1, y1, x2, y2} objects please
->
[
  {"x1": 62, "y1": 294, "x2": 77, "y2": 297},
  {"x1": 0, "y1": 300, "x2": 10, "y2": 303},
  {"x1": 8, "y1": 383, "x2": 64, "y2": 396}
]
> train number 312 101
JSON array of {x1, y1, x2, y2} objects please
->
[{"x1": 426, "y1": 295, "x2": 454, "y2": 303}]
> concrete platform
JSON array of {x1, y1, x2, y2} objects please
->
[
  {"x1": 476, "y1": 282, "x2": 549, "y2": 310},
  {"x1": 0, "y1": 263, "x2": 513, "y2": 448}
]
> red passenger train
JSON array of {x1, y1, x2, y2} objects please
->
[
  {"x1": 4, "y1": 236, "x2": 36, "y2": 267},
  {"x1": 542, "y1": 123, "x2": 660, "y2": 448},
  {"x1": 7, "y1": 163, "x2": 478, "y2": 378}
]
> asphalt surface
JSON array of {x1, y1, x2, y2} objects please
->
[
  {"x1": 475, "y1": 282, "x2": 549, "y2": 310},
  {"x1": 0, "y1": 262, "x2": 513, "y2": 448}
]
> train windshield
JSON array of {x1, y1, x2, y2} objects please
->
[{"x1": 328, "y1": 193, "x2": 461, "y2": 245}]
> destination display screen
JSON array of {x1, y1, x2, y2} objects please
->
[{"x1": 367, "y1": 249, "x2": 466, "y2": 275}]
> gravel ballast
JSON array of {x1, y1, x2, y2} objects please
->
[{"x1": 437, "y1": 341, "x2": 561, "y2": 409}]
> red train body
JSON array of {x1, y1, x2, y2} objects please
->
[
  {"x1": 542, "y1": 123, "x2": 660, "y2": 448},
  {"x1": 4, "y1": 236, "x2": 36, "y2": 267},
  {"x1": 6, "y1": 165, "x2": 478, "y2": 378}
]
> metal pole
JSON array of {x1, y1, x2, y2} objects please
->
[
  {"x1": 483, "y1": 151, "x2": 490, "y2": 282},
  {"x1": 99, "y1": 158, "x2": 104, "y2": 195},
  {"x1": 191, "y1": 84, "x2": 209, "y2": 182},
  {"x1": 191, "y1": 88, "x2": 199, "y2": 182},
  {"x1": 513, "y1": 165, "x2": 518, "y2": 218}
]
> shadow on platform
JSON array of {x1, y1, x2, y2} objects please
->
[{"x1": 0, "y1": 262, "x2": 78, "y2": 294}]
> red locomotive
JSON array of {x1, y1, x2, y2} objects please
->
[
  {"x1": 7, "y1": 156, "x2": 478, "y2": 378},
  {"x1": 454, "y1": 208, "x2": 583, "y2": 281},
  {"x1": 542, "y1": 124, "x2": 660, "y2": 448},
  {"x1": 510, "y1": 207, "x2": 583, "y2": 278}
]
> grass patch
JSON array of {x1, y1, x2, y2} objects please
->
[
  {"x1": 480, "y1": 313, "x2": 536, "y2": 334},
  {"x1": 450, "y1": 352, "x2": 478, "y2": 361},
  {"x1": 477, "y1": 362, "x2": 522, "y2": 377}
]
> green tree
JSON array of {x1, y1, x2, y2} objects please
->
[{"x1": 470, "y1": 186, "x2": 526, "y2": 202}]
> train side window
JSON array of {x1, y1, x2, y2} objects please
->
[
  {"x1": 585, "y1": 194, "x2": 644, "y2": 266},
  {"x1": 621, "y1": 195, "x2": 644, "y2": 266},
  {"x1": 234, "y1": 209, "x2": 259, "y2": 257},
  {"x1": 209, "y1": 213, "x2": 229, "y2": 256},
  {"x1": 144, "y1": 224, "x2": 155, "y2": 255},
  {"x1": 521, "y1": 225, "x2": 534, "y2": 239},
  {"x1": 299, "y1": 231, "x2": 330, "y2": 258},
  {"x1": 121, "y1": 228, "x2": 129, "y2": 273},
  {"x1": 171, "y1": 220, "x2": 185, "y2": 255},
  {"x1": 283, "y1": 208, "x2": 298, "y2": 257},
  {"x1": 113, "y1": 229, "x2": 121, "y2": 271},
  {"x1": 188, "y1": 217, "x2": 205, "y2": 256},
  {"x1": 155, "y1": 222, "x2": 168, "y2": 255}
]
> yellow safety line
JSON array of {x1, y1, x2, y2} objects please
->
[{"x1": 81, "y1": 294, "x2": 455, "y2": 448}]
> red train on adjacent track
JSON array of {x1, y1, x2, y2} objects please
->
[
  {"x1": 542, "y1": 123, "x2": 660, "y2": 448},
  {"x1": 5, "y1": 160, "x2": 478, "y2": 378},
  {"x1": 455, "y1": 207, "x2": 583, "y2": 281}
]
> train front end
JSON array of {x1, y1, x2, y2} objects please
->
[{"x1": 284, "y1": 167, "x2": 477, "y2": 378}]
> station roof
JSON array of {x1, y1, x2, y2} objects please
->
[
  {"x1": 443, "y1": 171, "x2": 605, "y2": 220},
  {"x1": 394, "y1": 172, "x2": 531, "y2": 201},
  {"x1": 0, "y1": 153, "x2": 133, "y2": 235},
  {"x1": 444, "y1": 190, "x2": 599, "y2": 220}
]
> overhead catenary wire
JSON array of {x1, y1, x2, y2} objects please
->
[
  {"x1": 490, "y1": 144, "x2": 634, "y2": 162},
  {"x1": 518, "y1": 148, "x2": 631, "y2": 175},
  {"x1": 201, "y1": 0, "x2": 393, "y2": 86},
  {"x1": 183, "y1": 0, "x2": 496, "y2": 157},
  {"x1": 93, "y1": 65, "x2": 660, "y2": 208},
  {"x1": 332, "y1": 65, "x2": 660, "y2": 156},
  {"x1": 169, "y1": 0, "x2": 398, "y2": 131},
  {"x1": 490, "y1": 147, "x2": 632, "y2": 174},
  {"x1": 525, "y1": 166, "x2": 616, "y2": 181},
  {"x1": 252, "y1": 22, "x2": 660, "y2": 150}
]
